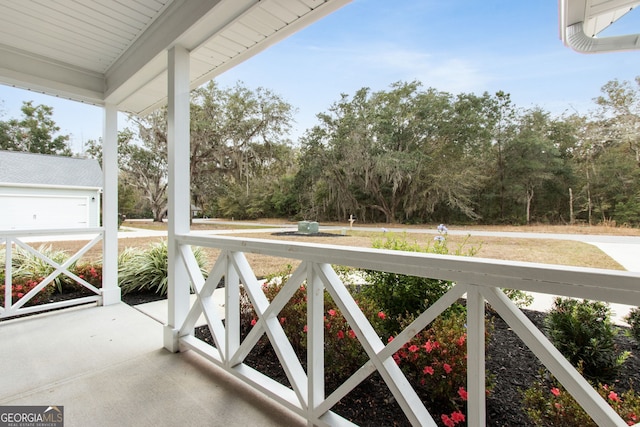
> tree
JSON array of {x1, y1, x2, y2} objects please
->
[
  {"x1": 296, "y1": 82, "x2": 490, "y2": 223},
  {"x1": 0, "y1": 101, "x2": 71, "y2": 155},
  {"x1": 123, "y1": 111, "x2": 168, "y2": 222},
  {"x1": 189, "y1": 81, "x2": 295, "y2": 218},
  {"x1": 502, "y1": 109, "x2": 565, "y2": 224},
  {"x1": 594, "y1": 77, "x2": 640, "y2": 167}
]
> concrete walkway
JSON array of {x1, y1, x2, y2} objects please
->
[{"x1": 0, "y1": 303, "x2": 305, "y2": 427}]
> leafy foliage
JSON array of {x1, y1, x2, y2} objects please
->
[
  {"x1": 544, "y1": 298, "x2": 629, "y2": 383},
  {"x1": 0, "y1": 101, "x2": 71, "y2": 155},
  {"x1": 523, "y1": 372, "x2": 640, "y2": 426},
  {"x1": 3, "y1": 245, "x2": 74, "y2": 293},
  {"x1": 361, "y1": 231, "x2": 474, "y2": 332},
  {"x1": 118, "y1": 240, "x2": 208, "y2": 296},
  {"x1": 624, "y1": 307, "x2": 640, "y2": 344}
]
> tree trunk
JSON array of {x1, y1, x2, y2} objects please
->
[
  {"x1": 526, "y1": 188, "x2": 534, "y2": 225},
  {"x1": 569, "y1": 188, "x2": 574, "y2": 225}
]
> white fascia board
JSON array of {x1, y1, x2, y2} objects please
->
[{"x1": 0, "y1": 44, "x2": 105, "y2": 104}]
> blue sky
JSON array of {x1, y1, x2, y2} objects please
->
[{"x1": 1, "y1": 0, "x2": 640, "y2": 152}]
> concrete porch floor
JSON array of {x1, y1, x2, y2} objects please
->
[{"x1": 0, "y1": 303, "x2": 305, "y2": 427}]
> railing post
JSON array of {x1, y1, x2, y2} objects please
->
[
  {"x1": 3, "y1": 239, "x2": 11, "y2": 311},
  {"x1": 164, "y1": 44, "x2": 191, "y2": 352},
  {"x1": 466, "y1": 285, "x2": 486, "y2": 426},
  {"x1": 307, "y1": 262, "x2": 324, "y2": 423},
  {"x1": 101, "y1": 103, "x2": 121, "y2": 306}
]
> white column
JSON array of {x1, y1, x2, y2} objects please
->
[
  {"x1": 163, "y1": 45, "x2": 191, "y2": 352},
  {"x1": 101, "y1": 103, "x2": 121, "y2": 306}
]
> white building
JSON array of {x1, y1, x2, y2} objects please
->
[{"x1": 0, "y1": 150, "x2": 102, "y2": 229}]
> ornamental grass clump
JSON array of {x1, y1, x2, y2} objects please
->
[
  {"x1": 118, "y1": 240, "x2": 208, "y2": 296},
  {"x1": 2, "y1": 245, "x2": 73, "y2": 293},
  {"x1": 545, "y1": 298, "x2": 629, "y2": 383}
]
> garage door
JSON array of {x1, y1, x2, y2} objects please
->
[{"x1": 0, "y1": 195, "x2": 88, "y2": 229}]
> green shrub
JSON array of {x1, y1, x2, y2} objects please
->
[
  {"x1": 624, "y1": 307, "x2": 640, "y2": 344},
  {"x1": 523, "y1": 371, "x2": 640, "y2": 426},
  {"x1": 361, "y1": 232, "x2": 475, "y2": 332},
  {"x1": 118, "y1": 240, "x2": 208, "y2": 296},
  {"x1": 545, "y1": 298, "x2": 629, "y2": 383}
]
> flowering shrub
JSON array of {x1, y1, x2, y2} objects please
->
[
  {"x1": 392, "y1": 310, "x2": 492, "y2": 421},
  {"x1": 523, "y1": 373, "x2": 640, "y2": 426},
  {"x1": 72, "y1": 263, "x2": 103, "y2": 289},
  {"x1": 0, "y1": 276, "x2": 52, "y2": 307},
  {"x1": 246, "y1": 270, "x2": 387, "y2": 384}
]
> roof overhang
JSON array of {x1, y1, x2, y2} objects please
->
[
  {"x1": 559, "y1": 0, "x2": 640, "y2": 53},
  {"x1": 0, "y1": 0, "x2": 350, "y2": 115}
]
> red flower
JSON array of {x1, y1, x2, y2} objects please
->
[
  {"x1": 377, "y1": 311, "x2": 386, "y2": 320},
  {"x1": 451, "y1": 411, "x2": 465, "y2": 423},
  {"x1": 388, "y1": 336, "x2": 394, "y2": 343},
  {"x1": 280, "y1": 317, "x2": 286, "y2": 324},
  {"x1": 328, "y1": 309, "x2": 336, "y2": 317},
  {"x1": 424, "y1": 340, "x2": 433, "y2": 353},
  {"x1": 551, "y1": 387, "x2": 561, "y2": 397},
  {"x1": 443, "y1": 363, "x2": 452, "y2": 374},
  {"x1": 337, "y1": 330, "x2": 344, "y2": 339},
  {"x1": 423, "y1": 366, "x2": 434, "y2": 375},
  {"x1": 303, "y1": 325, "x2": 308, "y2": 333},
  {"x1": 17, "y1": 292, "x2": 24, "y2": 298},
  {"x1": 458, "y1": 387, "x2": 468, "y2": 401},
  {"x1": 441, "y1": 414, "x2": 455, "y2": 427},
  {"x1": 457, "y1": 333, "x2": 466, "y2": 346},
  {"x1": 408, "y1": 344, "x2": 419, "y2": 353},
  {"x1": 348, "y1": 329, "x2": 356, "y2": 339},
  {"x1": 250, "y1": 318, "x2": 257, "y2": 326},
  {"x1": 608, "y1": 391, "x2": 620, "y2": 402}
]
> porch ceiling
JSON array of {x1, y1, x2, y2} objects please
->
[
  {"x1": 559, "y1": 0, "x2": 640, "y2": 52},
  {"x1": 0, "y1": 0, "x2": 349, "y2": 115}
]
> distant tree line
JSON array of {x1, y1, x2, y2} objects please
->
[{"x1": 2, "y1": 77, "x2": 640, "y2": 226}]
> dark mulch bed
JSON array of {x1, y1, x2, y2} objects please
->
[{"x1": 190, "y1": 306, "x2": 640, "y2": 426}]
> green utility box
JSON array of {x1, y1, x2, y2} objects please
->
[{"x1": 297, "y1": 221, "x2": 319, "y2": 234}]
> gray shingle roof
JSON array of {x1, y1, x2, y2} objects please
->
[{"x1": 0, "y1": 150, "x2": 103, "y2": 188}]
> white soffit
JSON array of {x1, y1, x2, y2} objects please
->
[
  {"x1": 0, "y1": 0, "x2": 350, "y2": 115},
  {"x1": 560, "y1": 0, "x2": 640, "y2": 53}
]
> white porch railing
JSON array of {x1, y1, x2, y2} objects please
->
[
  {"x1": 171, "y1": 234, "x2": 640, "y2": 427},
  {"x1": 0, "y1": 228, "x2": 103, "y2": 320}
]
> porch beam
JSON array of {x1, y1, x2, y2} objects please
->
[
  {"x1": 101, "y1": 103, "x2": 121, "y2": 306},
  {"x1": 164, "y1": 45, "x2": 192, "y2": 352}
]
